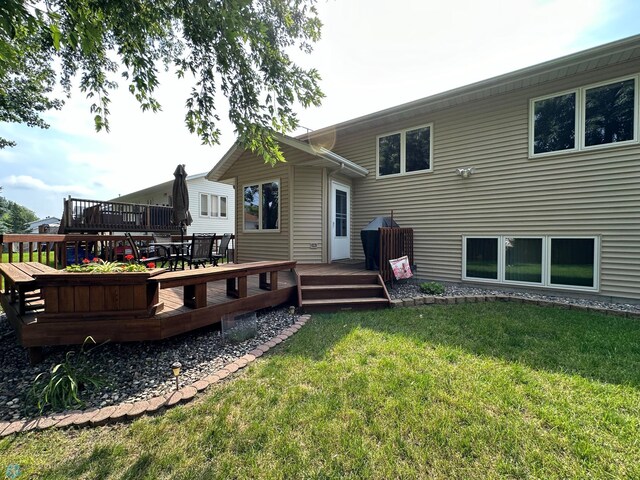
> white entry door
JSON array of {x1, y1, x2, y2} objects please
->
[{"x1": 331, "y1": 181, "x2": 351, "y2": 260}]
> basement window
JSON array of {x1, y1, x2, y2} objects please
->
[{"x1": 463, "y1": 236, "x2": 598, "y2": 291}]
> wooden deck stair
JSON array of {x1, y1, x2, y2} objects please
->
[{"x1": 297, "y1": 273, "x2": 391, "y2": 312}]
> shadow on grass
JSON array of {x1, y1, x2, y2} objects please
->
[
  {"x1": 281, "y1": 302, "x2": 640, "y2": 388},
  {"x1": 56, "y1": 445, "x2": 126, "y2": 479}
]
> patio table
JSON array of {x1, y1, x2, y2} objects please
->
[{"x1": 149, "y1": 241, "x2": 191, "y2": 270}]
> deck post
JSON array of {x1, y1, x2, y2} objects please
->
[
  {"x1": 259, "y1": 271, "x2": 278, "y2": 291},
  {"x1": 184, "y1": 283, "x2": 207, "y2": 309}
]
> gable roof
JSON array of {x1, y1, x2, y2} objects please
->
[
  {"x1": 207, "y1": 33, "x2": 640, "y2": 179},
  {"x1": 206, "y1": 132, "x2": 368, "y2": 182},
  {"x1": 112, "y1": 172, "x2": 212, "y2": 202}
]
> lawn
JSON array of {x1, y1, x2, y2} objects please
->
[{"x1": 1, "y1": 303, "x2": 639, "y2": 478}]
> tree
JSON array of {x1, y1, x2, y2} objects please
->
[
  {"x1": 1, "y1": 200, "x2": 38, "y2": 233},
  {"x1": 0, "y1": 0, "x2": 324, "y2": 163}
]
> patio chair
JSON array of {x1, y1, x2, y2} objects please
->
[
  {"x1": 151, "y1": 233, "x2": 175, "y2": 261},
  {"x1": 125, "y1": 232, "x2": 170, "y2": 268},
  {"x1": 211, "y1": 233, "x2": 232, "y2": 267},
  {"x1": 184, "y1": 234, "x2": 215, "y2": 269}
]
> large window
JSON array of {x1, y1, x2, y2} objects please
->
[
  {"x1": 584, "y1": 79, "x2": 635, "y2": 146},
  {"x1": 377, "y1": 124, "x2": 432, "y2": 177},
  {"x1": 243, "y1": 180, "x2": 279, "y2": 231},
  {"x1": 550, "y1": 238, "x2": 595, "y2": 288},
  {"x1": 199, "y1": 194, "x2": 227, "y2": 218},
  {"x1": 463, "y1": 236, "x2": 598, "y2": 290},
  {"x1": 530, "y1": 76, "x2": 637, "y2": 156},
  {"x1": 465, "y1": 237, "x2": 498, "y2": 280},
  {"x1": 504, "y1": 237, "x2": 543, "y2": 283}
]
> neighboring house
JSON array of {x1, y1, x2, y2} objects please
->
[
  {"x1": 207, "y1": 34, "x2": 640, "y2": 302},
  {"x1": 114, "y1": 173, "x2": 235, "y2": 236},
  {"x1": 25, "y1": 217, "x2": 61, "y2": 234}
]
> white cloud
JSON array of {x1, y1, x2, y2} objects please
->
[{"x1": 2, "y1": 175, "x2": 93, "y2": 196}]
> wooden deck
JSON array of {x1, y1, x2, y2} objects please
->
[
  {"x1": 0, "y1": 261, "x2": 381, "y2": 362},
  {"x1": 295, "y1": 261, "x2": 371, "y2": 276}
]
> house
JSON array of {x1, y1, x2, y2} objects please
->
[
  {"x1": 207, "y1": 34, "x2": 640, "y2": 302},
  {"x1": 25, "y1": 217, "x2": 60, "y2": 234},
  {"x1": 114, "y1": 172, "x2": 235, "y2": 236}
]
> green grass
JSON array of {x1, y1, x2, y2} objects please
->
[
  {"x1": 2, "y1": 303, "x2": 639, "y2": 478},
  {"x1": 1, "y1": 252, "x2": 56, "y2": 267}
]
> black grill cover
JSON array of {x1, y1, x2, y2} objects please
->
[{"x1": 361, "y1": 216, "x2": 399, "y2": 270}]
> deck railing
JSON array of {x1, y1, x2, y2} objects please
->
[
  {"x1": 378, "y1": 227, "x2": 414, "y2": 283},
  {"x1": 0, "y1": 233, "x2": 235, "y2": 275},
  {"x1": 0, "y1": 234, "x2": 154, "y2": 270},
  {"x1": 61, "y1": 197, "x2": 176, "y2": 233}
]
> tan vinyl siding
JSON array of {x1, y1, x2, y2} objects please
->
[
  {"x1": 232, "y1": 150, "x2": 291, "y2": 262},
  {"x1": 292, "y1": 166, "x2": 324, "y2": 263},
  {"x1": 335, "y1": 58, "x2": 640, "y2": 300}
]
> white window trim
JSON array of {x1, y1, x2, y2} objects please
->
[
  {"x1": 376, "y1": 123, "x2": 433, "y2": 178},
  {"x1": 199, "y1": 193, "x2": 228, "y2": 218},
  {"x1": 242, "y1": 178, "x2": 281, "y2": 233},
  {"x1": 462, "y1": 235, "x2": 600, "y2": 292},
  {"x1": 529, "y1": 74, "x2": 639, "y2": 158},
  {"x1": 199, "y1": 193, "x2": 209, "y2": 217},
  {"x1": 219, "y1": 196, "x2": 228, "y2": 218}
]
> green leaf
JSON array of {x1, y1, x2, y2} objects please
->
[{"x1": 50, "y1": 23, "x2": 61, "y2": 50}]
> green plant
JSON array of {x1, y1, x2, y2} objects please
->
[
  {"x1": 419, "y1": 281, "x2": 445, "y2": 295},
  {"x1": 64, "y1": 258, "x2": 150, "y2": 273},
  {"x1": 29, "y1": 337, "x2": 104, "y2": 413}
]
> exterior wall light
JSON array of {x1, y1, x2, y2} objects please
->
[
  {"x1": 455, "y1": 167, "x2": 476, "y2": 178},
  {"x1": 171, "y1": 361, "x2": 182, "y2": 391}
]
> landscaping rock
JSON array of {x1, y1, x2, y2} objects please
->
[{"x1": 0, "y1": 306, "x2": 300, "y2": 422}]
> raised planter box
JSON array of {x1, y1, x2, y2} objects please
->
[{"x1": 33, "y1": 270, "x2": 165, "y2": 321}]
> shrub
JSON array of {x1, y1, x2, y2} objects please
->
[
  {"x1": 29, "y1": 337, "x2": 104, "y2": 413},
  {"x1": 419, "y1": 281, "x2": 445, "y2": 295}
]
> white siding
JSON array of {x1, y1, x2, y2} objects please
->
[
  {"x1": 116, "y1": 176, "x2": 235, "y2": 236},
  {"x1": 188, "y1": 177, "x2": 235, "y2": 235},
  {"x1": 333, "y1": 58, "x2": 640, "y2": 300}
]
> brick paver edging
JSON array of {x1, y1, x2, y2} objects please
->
[
  {"x1": 0, "y1": 315, "x2": 312, "y2": 438},
  {"x1": 390, "y1": 294, "x2": 640, "y2": 319}
]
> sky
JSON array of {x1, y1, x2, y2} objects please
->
[{"x1": 1, "y1": 0, "x2": 640, "y2": 218}]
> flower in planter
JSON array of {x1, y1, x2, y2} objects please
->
[
  {"x1": 124, "y1": 254, "x2": 135, "y2": 262},
  {"x1": 65, "y1": 257, "x2": 152, "y2": 273},
  {"x1": 82, "y1": 258, "x2": 90, "y2": 264},
  {"x1": 147, "y1": 262, "x2": 156, "y2": 269}
]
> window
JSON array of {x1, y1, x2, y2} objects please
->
[
  {"x1": 335, "y1": 189, "x2": 347, "y2": 237},
  {"x1": 530, "y1": 76, "x2": 637, "y2": 156},
  {"x1": 504, "y1": 237, "x2": 542, "y2": 283},
  {"x1": 550, "y1": 238, "x2": 595, "y2": 288},
  {"x1": 243, "y1": 180, "x2": 279, "y2": 231},
  {"x1": 377, "y1": 124, "x2": 432, "y2": 177},
  {"x1": 210, "y1": 195, "x2": 219, "y2": 217},
  {"x1": 584, "y1": 79, "x2": 635, "y2": 147},
  {"x1": 220, "y1": 196, "x2": 227, "y2": 218},
  {"x1": 199, "y1": 193, "x2": 228, "y2": 218},
  {"x1": 200, "y1": 194, "x2": 209, "y2": 216},
  {"x1": 532, "y1": 92, "x2": 576, "y2": 154},
  {"x1": 465, "y1": 237, "x2": 498, "y2": 280},
  {"x1": 463, "y1": 236, "x2": 598, "y2": 291}
]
